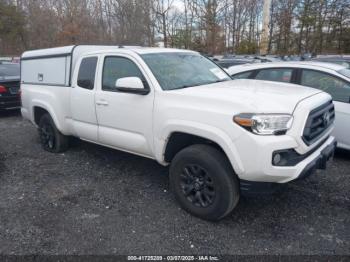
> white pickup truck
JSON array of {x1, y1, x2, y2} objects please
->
[{"x1": 21, "y1": 45, "x2": 337, "y2": 221}]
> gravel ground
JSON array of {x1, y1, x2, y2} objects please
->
[{"x1": 0, "y1": 111, "x2": 349, "y2": 255}]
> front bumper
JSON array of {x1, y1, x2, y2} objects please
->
[
  {"x1": 240, "y1": 138, "x2": 337, "y2": 196},
  {"x1": 232, "y1": 123, "x2": 335, "y2": 183}
]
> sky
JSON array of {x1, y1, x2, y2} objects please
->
[{"x1": 172, "y1": 0, "x2": 185, "y2": 12}]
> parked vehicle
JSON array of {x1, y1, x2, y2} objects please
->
[
  {"x1": 312, "y1": 55, "x2": 350, "y2": 69},
  {"x1": 281, "y1": 55, "x2": 303, "y2": 61},
  {"x1": 21, "y1": 46, "x2": 336, "y2": 221},
  {"x1": 0, "y1": 62, "x2": 21, "y2": 111},
  {"x1": 258, "y1": 56, "x2": 281, "y2": 62},
  {"x1": 228, "y1": 61, "x2": 350, "y2": 150},
  {"x1": 216, "y1": 58, "x2": 256, "y2": 68}
]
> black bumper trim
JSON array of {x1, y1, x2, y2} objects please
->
[
  {"x1": 240, "y1": 180, "x2": 285, "y2": 196},
  {"x1": 297, "y1": 139, "x2": 337, "y2": 180},
  {"x1": 272, "y1": 136, "x2": 329, "y2": 167}
]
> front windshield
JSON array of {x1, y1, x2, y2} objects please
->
[
  {"x1": 141, "y1": 52, "x2": 231, "y2": 90},
  {"x1": 337, "y1": 68, "x2": 350, "y2": 78}
]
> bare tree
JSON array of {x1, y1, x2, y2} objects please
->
[
  {"x1": 154, "y1": 0, "x2": 175, "y2": 47},
  {"x1": 0, "y1": 0, "x2": 349, "y2": 55}
]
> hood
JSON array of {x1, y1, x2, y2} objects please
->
[{"x1": 170, "y1": 79, "x2": 322, "y2": 113}]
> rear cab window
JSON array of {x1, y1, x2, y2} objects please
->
[{"x1": 77, "y1": 57, "x2": 98, "y2": 90}]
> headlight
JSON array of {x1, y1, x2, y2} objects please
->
[{"x1": 233, "y1": 113, "x2": 293, "y2": 135}]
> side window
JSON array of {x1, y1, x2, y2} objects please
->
[
  {"x1": 77, "y1": 57, "x2": 98, "y2": 90},
  {"x1": 255, "y1": 68, "x2": 293, "y2": 83},
  {"x1": 232, "y1": 71, "x2": 253, "y2": 80},
  {"x1": 301, "y1": 70, "x2": 350, "y2": 103},
  {"x1": 102, "y1": 57, "x2": 145, "y2": 91}
]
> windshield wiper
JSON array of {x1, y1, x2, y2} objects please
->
[
  {"x1": 213, "y1": 79, "x2": 230, "y2": 83},
  {"x1": 170, "y1": 79, "x2": 231, "y2": 91},
  {"x1": 172, "y1": 83, "x2": 206, "y2": 90},
  {"x1": 202, "y1": 79, "x2": 231, "y2": 86}
]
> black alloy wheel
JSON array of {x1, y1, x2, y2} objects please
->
[
  {"x1": 38, "y1": 113, "x2": 69, "y2": 153},
  {"x1": 39, "y1": 121, "x2": 56, "y2": 150},
  {"x1": 180, "y1": 164, "x2": 215, "y2": 208},
  {"x1": 170, "y1": 144, "x2": 240, "y2": 221}
]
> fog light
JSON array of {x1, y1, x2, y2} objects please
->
[
  {"x1": 273, "y1": 153, "x2": 282, "y2": 165},
  {"x1": 272, "y1": 149, "x2": 300, "y2": 166}
]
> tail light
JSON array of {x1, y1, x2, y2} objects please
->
[{"x1": 0, "y1": 85, "x2": 7, "y2": 93}]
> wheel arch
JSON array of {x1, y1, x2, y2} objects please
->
[
  {"x1": 164, "y1": 132, "x2": 224, "y2": 162},
  {"x1": 31, "y1": 101, "x2": 63, "y2": 132},
  {"x1": 158, "y1": 121, "x2": 244, "y2": 175}
]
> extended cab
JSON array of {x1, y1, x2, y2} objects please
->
[{"x1": 21, "y1": 46, "x2": 337, "y2": 221}]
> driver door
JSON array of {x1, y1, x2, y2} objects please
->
[{"x1": 95, "y1": 54, "x2": 155, "y2": 157}]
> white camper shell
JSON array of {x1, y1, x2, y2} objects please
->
[{"x1": 21, "y1": 45, "x2": 140, "y2": 86}]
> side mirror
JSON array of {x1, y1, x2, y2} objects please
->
[{"x1": 115, "y1": 77, "x2": 149, "y2": 95}]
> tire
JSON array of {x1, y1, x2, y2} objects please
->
[
  {"x1": 38, "y1": 113, "x2": 69, "y2": 153},
  {"x1": 170, "y1": 144, "x2": 240, "y2": 221}
]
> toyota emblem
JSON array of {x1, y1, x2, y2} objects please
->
[{"x1": 323, "y1": 112, "x2": 331, "y2": 126}]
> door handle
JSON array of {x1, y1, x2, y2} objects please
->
[{"x1": 96, "y1": 100, "x2": 109, "y2": 106}]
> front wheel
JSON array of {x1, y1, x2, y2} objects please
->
[
  {"x1": 170, "y1": 144, "x2": 240, "y2": 221},
  {"x1": 38, "y1": 113, "x2": 69, "y2": 153}
]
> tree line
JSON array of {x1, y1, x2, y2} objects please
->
[{"x1": 0, "y1": 0, "x2": 349, "y2": 56}]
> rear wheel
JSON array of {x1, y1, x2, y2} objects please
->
[
  {"x1": 38, "y1": 114, "x2": 68, "y2": 153},
  {"x1": 170, "y1": 144, "x2": 240, "y2": 221}
]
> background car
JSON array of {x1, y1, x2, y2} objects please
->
[
  {"x1": 216, "y1": 55, "x2": 282, "y2": 68},
  {"x1": 216, "y1": 58, "x2": 257, "y2": 68},
  {"x1": 281, "y1": 55, "x2": 304, "y2": 61},
  {"x1": 228, "y1": 61, "x2": 350, "y2": 150},
  {"x1": 252, "y1": 55, "x2": 282, "y2": 63},
  {"x1": 312, "y1": 55, "x2": 350, "y2": 69},
  {"x1": 0, "y1": 62, "x2": 21, "y2": 111}
]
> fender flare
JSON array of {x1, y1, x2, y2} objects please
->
[
  {"x1": 31, "y1": 99, "x2": 63, "y2": 132},
  {"x1": 156, "y1": 120, "x2": 245, "y2": 175}
]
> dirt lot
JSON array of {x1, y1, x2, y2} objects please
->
[{"x1": 0, "y1": 111, "x2": 349, "y2": 255}]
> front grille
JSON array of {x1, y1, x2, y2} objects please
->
[{"x1": 303, "y1": 100, "x2": 335, "y2": 145}]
